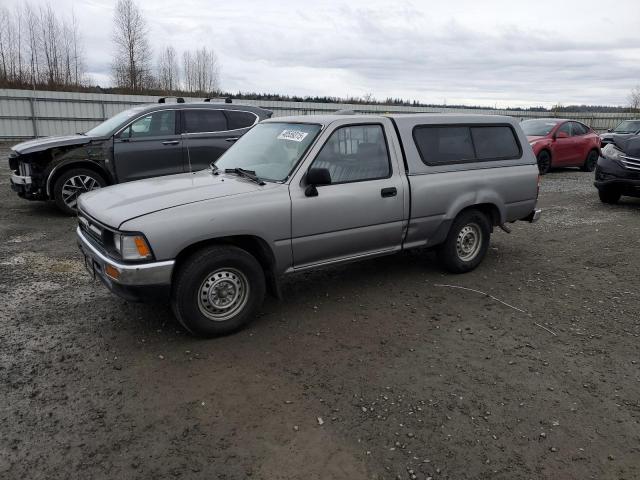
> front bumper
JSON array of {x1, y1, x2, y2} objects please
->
[
  {"x1": 10, "y1": 173, "x2": 46, "y2": 200},
  {"x1": 594, "y1": 156, "x2": 640, "y2": 197},
  {"x1": 77, "y1": 227, "x2": 174, "y2": 301}
]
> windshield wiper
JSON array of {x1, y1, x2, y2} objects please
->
[{"x1": 224, "y1": 168, "x2": 265, "y2": 186}]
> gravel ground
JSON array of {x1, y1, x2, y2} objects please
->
[{"x1": 1, "y1": 144, "x2": 639, "y2": 480}]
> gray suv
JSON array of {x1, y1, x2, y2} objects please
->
[
  {"x1": 8, "y1": 98, "x2": 272, "y2": 214},
  {"x1": 77, "y1": 113, "x2": 541, "y2": 337}
]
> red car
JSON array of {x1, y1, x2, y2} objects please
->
[{"x1": 521, "y1": 119, "x2": 601, "y2": 174}]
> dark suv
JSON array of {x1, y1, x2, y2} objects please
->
[
  {"x1": 595, "y1": 136, "x2": 640, "y2": 204},
  {"x1": 8, "y1": 99, "x2": 272, "y2": 214}
]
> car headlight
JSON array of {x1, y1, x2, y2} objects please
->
[
  {"x1": 113, "y1": 233, "x2": 153, "y2": 260},
  {"x1": 602, "y1": 143, "x2": 624, "y2": 162}
]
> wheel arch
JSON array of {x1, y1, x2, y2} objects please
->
[
  {"x1": 429, "y1": 201, "x2": 503, "y2": 247},
  {"x1": 173, "y1": 235, "x2": 281, "y2": 299},
  {"x1": 46, "y1": 161, "x2": 113, "y2": 198}
]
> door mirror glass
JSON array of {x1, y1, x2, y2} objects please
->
[
  {"x1": 306, "y1": 167, "x2": 332, "y2": 186},
  {"x1": 305, "y1": 168, "x2": 331, "y2": 197}
]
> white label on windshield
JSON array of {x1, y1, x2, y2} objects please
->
[{"x1": 278, "y1": 130, "x2": 309, "y2": 142}]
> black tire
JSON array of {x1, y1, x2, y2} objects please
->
[
  {"x1": 437, "y1": 209, "x2": 491, "y2": 274},
  {"x1": 598, "y1": 189, "x2": 621, "y2": 204},
  {"x1": 537, "y1": 150, "x2": 552, "y2": 175},
  {"x1": 53, "y1": 168, "x2": 106, "y2": 215},
  {"x1": 581, "y1": 149, "x2": 599, "y2": 172},
  {"x1": 171, "y1": 245, "x2": 266, "y2": 337}
]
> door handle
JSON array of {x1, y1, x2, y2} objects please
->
[
  {"x1": 225, "y1": 137, "x2": 240, "y2": 143},
  {"x1": 162, "y1": 140, "x2": 180, "y2": 145},
  {"x1": 381, "y1": 187, "x2": 397, "y2": 198}
]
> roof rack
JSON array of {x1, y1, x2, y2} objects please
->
[
  {"x1": 158, "y1": 96, "x2": 185, "y2": 104},
  {"x1": 203, "y1": 97, "x2": 233, "y2": 103}
]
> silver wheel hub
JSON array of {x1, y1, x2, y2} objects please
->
[
  {"x1": 198, "y1": 269, "x2": 249, "y2": 322},
  {"x1": 456, "y1": 223, "x2": 482, "y2": 262},
  {"x1": 61, "y1": 175, "x2": 101, "y2": 209}
]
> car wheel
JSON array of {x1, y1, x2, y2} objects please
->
[
  {"x1": 581, "y1": 149, "x2": 599, "y2": 172},
  {"x1": 437, "y1": 209, "x2": 491, "y2": 274},
  {"x1": 171, "y1": 245, "x2": 266, "y2": 337},
  {"x1": 536, "y1": 150, "x2": 552, "y2": 175},
  {"x1": 53, "y1": 168, "x2": 106, "y2": 215},
  {"x1": 598, "y1": 189, "x2": 621, "y2": 204}
]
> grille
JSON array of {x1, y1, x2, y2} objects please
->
[
  {"x1": 621, "y1": 155, "x2": 640, "y2": 172},
  {"x1": 78, "y1": 214, "x2": 105, "y2": 249}
]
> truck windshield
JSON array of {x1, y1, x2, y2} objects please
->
[
  {"x1": 520, "y1": 119, "x2": 560, "y2": 136},
  {"x1": 214, "y1": 122, "x2": 322, "y2": 181},
  {"x1": 85, "y1": 107, "x2": 147, "y2": 137}
]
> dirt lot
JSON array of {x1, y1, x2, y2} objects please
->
[{"x1": 1, "y1": 144, "x2": 639, "y2": 480}]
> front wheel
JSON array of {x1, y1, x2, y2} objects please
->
[
  {"x1": 581, "y1": 149, "x2": 599, "y2": 172},
  {"x1": 437, "y1": 210, "x2": 491, "y2": 273},
  {"x1": 171, "y1": 246, "x2": 266, "y2": 337},
  {"x1": 53, "y1": 168, "x2": 106, "y2": 215}
]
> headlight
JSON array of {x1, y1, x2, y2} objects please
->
[
  {"x1": 602, "y1": 143, "x2": 624, "y2": 162},
  {"x1": 113, "y1": 233, "x2": 153, "y2": 260}
]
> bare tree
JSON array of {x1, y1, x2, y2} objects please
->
[
  {"x1": 0, "y1": 2, "x2": 86, "y2": 88},
  {"x1": 628, "y1": 86, "x2": 640, "y2": 111},
  {"x1": 182, "y1": 47, "x2": 220, "y2": 94},
  {"x1": 111, "y1": 0, "x2": 152, "y2": 91},
  {"x1": 23, "y1": 3, "x2": 40, "y2": 87},
  {"x1": 157, "y1": 45, "x2": 179, "y2": 92},
  {"x1": 40, "y1": 3, "x2": 62, "y2": 86}
]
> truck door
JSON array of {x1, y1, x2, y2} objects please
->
[{"x1": 290, "y1": 123, "x2": 405, "y2": 268}]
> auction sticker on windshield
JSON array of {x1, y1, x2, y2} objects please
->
[{"x1": 278, "y1": 130, "x2": 309, "y2": 142}]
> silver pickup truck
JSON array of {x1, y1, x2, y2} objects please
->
[{"x1": 77, "y1": 113, "x2": 541, "y2": 336}]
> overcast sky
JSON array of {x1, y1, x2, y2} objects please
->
[{"x1": 6, "y1": 0, "x2": 640, "y2": 107}]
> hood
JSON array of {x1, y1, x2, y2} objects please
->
[
  {"x1": 527, "y1": 136, "x2": 546, "y2": 143},
  {"x1": 614, "y1": 136, "x2": 640, "y2": 157},
  {"x1": 78, "y1": 170, "x2": 273, "y2": 229},
  {"x1": 12, "y1": 134, "x2": 92, "y2": 155}
]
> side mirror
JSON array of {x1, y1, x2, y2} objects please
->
[
  {"x1": 305, "y1": 168, "x2": 331, "y2": 197},
  {"x1": 607, "y1": 128, "x2": 613, "y2": 133},
  {"x1": 555, "y1": 131, "x2": 569, "y2": 139}
]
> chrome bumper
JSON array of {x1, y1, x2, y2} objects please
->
[
  {"x1": 530, "y1": 208, "x2": 542, "y2": 223},
  {"x1": 10, "y1": 173, "x2": 32, "y2": 185},
  {"x1": 77, "y1": 227, "x2": 174, "y2": 286}
]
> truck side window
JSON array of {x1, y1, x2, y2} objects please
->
[
  {"x1": 414, "y1": 125, "x2": 521, "y2": 165},
  {"x1": 413, "y1": 126, "x2": 475, "y2": 164},
  {"x1": 311, "y1": 124, "x2": 391, "y2": 183},
  {"x1": 470, "y1": 126, "x2": 520, "y2": 160}
]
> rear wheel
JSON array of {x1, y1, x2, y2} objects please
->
[
  {"x1": 598, "y1": 189, "x2": 621, "y2": 204},
  {"x1": 536, "y1": 150, "x2": 552, "y2": 175},
  {"x1": 437, "y1": 209, "x2": 491, "y2": 273},
  {"x1": 581, "y1": 149, "x2": 599, "y2": 172},
  {"x1": 53, "y1": 168, "x2": 106, "y2": 215},
  {"x1": 171, "y1": 245, "x2": 266, "y2": 337}
]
